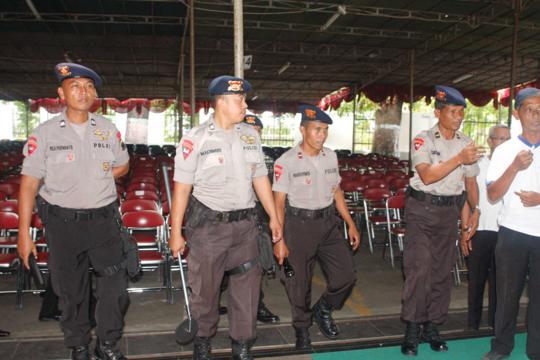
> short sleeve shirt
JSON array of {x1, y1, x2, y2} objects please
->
[
  {"x1": 486, "y1": 136, "x2": 540, "y2": 237},
  {"x1": 477, "y1": 156, "x2": 502, "y2": 232},
  {"x1": 21, "y1": 111, "x2": 129, "y2": 209},
  {"x1": 173, "y1": 117, "x2": 267, "y2": 211},
  {"x1": 272, "y1": 144, "x2": 341, "y2": 210},
  {"x1": 409, "y1": 124, "x2": 479, "y2": 196}
]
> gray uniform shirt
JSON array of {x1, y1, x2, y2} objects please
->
[
  {"x1": 272, "y1": 144, "x2": 341, "y2": 210},
  {"x1": 409, "y1": 124, "x2": 479, "y2": 196},
  {"x1": 21, "y1": 111, "x2": 129, "y2": 209},
  {"x1": 173, "y1": 117, "x2": 267, "y2": 211}
]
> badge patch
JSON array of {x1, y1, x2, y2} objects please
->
[
  {"x1": 297, "y1": 152, "x2": 303, "y2": 160},
  {"x1": 274, "y1": 165, "x2": 283, "y2": 182},
  {"x1": 182, "y1": 139, "x2": 194, "y2": 160},
  {"x1": 240, "y1": 134, "x2": 256, "y2": 145},
  {"x1": 245, "y1": 116, "x2": 256, "y2": 124},
  {"x1": 227, "y1": 80, "x2": 244, "y2": 92},
  {"x1": 305, "y1": 177, "x2": 312, "y2": 185},
  {"x1": 27, "y1": 136, "x2": 38, "y2": 156},
  {"x1": 102, "y1": 162, "x2": 110, "y2": 172},
  {"x1": 93, "y1": 129, "x2": 111, "y2": 141},
  {"x1": 305, "y1": 109, "x2": 317, "y2": 119},
  {"x1": 414, "y1": 138, "x2": 424, "y2": 151},
  {"x1": 58, "y1": 65, "x2": 71, "y2": 77},
  {"x1": 67, "y1": 152, "x2": 75, "y2": 162},
  {"x1": 436, "y1": 90, "x2": 446, "y2": 102}
]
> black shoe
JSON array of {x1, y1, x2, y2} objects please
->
[
  {"x1": 219, "y1": 306, "x2": 228, "y2": 315},
  {"x1": 0, "y1": 329, "x2": 10, "y2": 337},
  {"x1": 94, "y1": 340, "x2": 126, "y2": 360},
  {"x1": 39, "y1": 313, "x2": 61, "y2": 322},
  {"x1": 422, "y1": 321, "x2": 448, "y2": 352},
  {"x1": 257, "y1": 302, "x2": 280, "y2": 323},
  {"x1": 401, "y1": 322, "x2": 420, "y2": 356},
  {"x1": 294, "y1": 327, "x2": 312, "y2": 351},
  {"x1": 231, "y1": 338, "x2": 255, "y2": 360},
  {"x1": 70, "y1": 345, "x2": 90, "y2": 360},
  {"x1": 193, "y1": 336, "x2": 211, "y2": 360},
  {"x1": 312, "y1": 298, "x2": 339, "y2": 339}
]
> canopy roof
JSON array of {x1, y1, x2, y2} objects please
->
[{"x1": 1, "y1": 0, "x2": 539, "y2": 111}]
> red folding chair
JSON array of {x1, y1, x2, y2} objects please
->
[
  {"x1": 125, "y1": 190, "x2": 160, "y2": 202},
  {"x1": 120, "y1": 199, "x2": 160, "y2": 214},
  {"x1": 0, "y1": 183, "x2": 19, "y2": 199},
  {"x1": 0, "y1": 200, "x2": 18, "y2": 213},
  {"x1": 384, "y1": 195, "x2": 406, "y2": 269},
  {"x1": 362, "y1": 187, "x2": 391, "y2": 254}
]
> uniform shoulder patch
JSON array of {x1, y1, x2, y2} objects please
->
[
  {"x1": 274, "y1": 164, "x2": 283, "y2": 182},
  {"x1": 27, "y1": 136, "x2": 38, "y2": 156},
  {"x1": 181, "y1": 139, "x2": 194, "y2": 160},
  {"x1": 413, "y1": 137, "x2": 425, "y2": 151}
]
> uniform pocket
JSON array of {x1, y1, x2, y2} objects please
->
[
  {"x1": 291, "y1": 175, "x2": 314, "y2": 201},
  {"x1": 46, "y1": 152, "x2": 78, "y2": 192},
  {"x1": 94, "y1": 149, "x2": 115, "y2": 179},
  {"x1": 199, "y1": 153, "x2": 226, "y2": 184},
  {"x1": 243, "y1": 150, "x2": 261, "y2": 179}
]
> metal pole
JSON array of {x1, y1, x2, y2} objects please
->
[
  {"x1": 507, "y1": 0, "x2": 521, "y2": 127},
  {"x1": 408, "y1": 49, "x2": 414, "y2": 172},
  {"x1": 189, "y1": 0, "x2": 197, "y2": 126},
  {"x1": 25, "y1": 100, "x2": 30, "y2": 138},
  {"x1": 352, "y1": 85, "x2": 357, "y2": 154},
  {"x1": 176, "y1": 3, "x2": 190, "y2": 141},
  {"x1": 233, "y1": 0, "x2": 244, "y2": 78}
]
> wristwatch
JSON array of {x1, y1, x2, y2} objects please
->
[{"x1": 474, "y1": 205, "x2": 481, "y2": 214}]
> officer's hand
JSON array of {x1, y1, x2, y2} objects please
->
[
  {"x1": 464, "y1": 208, "x2": 480, "y2": 239},
  {"x1": 457, "y1": 142, "x2": 484, "y2": 165},
  {"x1": 348, "y1": 226, "x2": 361, "y2": 251},
  {"x1": 511, "y1": 150, "x2": 534, "y2": 172},
  {"x1": 273, "y1": 240, "x2": 289, "y2": 266},
  {"x1": 17, "y1": 232, "x2": 37, "y2": 270},
  {"x1": 515, "y1": 190, "x2": 540, "y2": 207},
  {"x1": 169, "y1": 233, "x2": 186, "y2": 258},
  {"x1": 459, "y1": 230, "x2": 472, "y2": 257},
  {"x1": 268, "y1": 217, "x2": 283, "y2": 243}
]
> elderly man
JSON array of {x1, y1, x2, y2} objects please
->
[
  {"x1": 461, "y1": 124, "x2": 510, "y2": 331},
  {"x1": 483, "y1": 88, "x2": 540, "y2": 360}
]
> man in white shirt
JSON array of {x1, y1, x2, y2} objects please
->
[
  {"x1": 461, "y1": 125, "x2": 510, "y2": 331},
  {"x1": 483, "y1": 88, "x2": 540, "y2": 360}
]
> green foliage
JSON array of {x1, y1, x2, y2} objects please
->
[{"x1": 6, "y1": 100, "x2": 40, "y2": 139}]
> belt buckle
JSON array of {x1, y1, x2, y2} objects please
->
[{"x1": 75, "y1": 211, "x2": 92, "y2": 221}]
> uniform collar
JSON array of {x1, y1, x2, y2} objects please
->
[
  {"x1": 207, "y1": 115, "x2": 242, "y2": 133},
  {"x1": 431, "y1": 124, "x2": 460, "y2": 140},
  {"x1": 59, "y1": 109, "x2": 96, "y2": 127},
  {"x1": 296, "y1": 142, "x2": 326, "y2": 159}
]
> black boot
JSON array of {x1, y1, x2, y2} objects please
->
[
  {"x1": 423, "y1": 321, "x2": 448, "y2": 352},
  {"x1": 257, "y1": 302, "x2": 280, "y2": 323},
  {"x1": 231, "y1": 338, "x2": 255, "y2": 360},
  {"x1": 312, "y1": 297, "x2": 339, "y2": 339},
  {"x1": 294, "y1": 327, "x2": 312, "y2": 351},
  {"x1": 401, "y1": 322, "x2": 421, "y2": 356},
  {"x1": 193, "y1": 337, "x2": 212, "y2": 360},
  {"x1": 94, "y1": 340, "x2": 126, "y2": 360},
  {"x1": 70, "y1": 345, "x2": 89, "y2": 360}
]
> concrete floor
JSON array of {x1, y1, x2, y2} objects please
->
[{"x1": 0, "y1": 234, "x2": 529, "y2": 359}]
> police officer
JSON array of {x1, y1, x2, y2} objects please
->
[
  {"x1": 17, "y1": 63, "x2": 130, "y2": 360},
  {"x1": 401, "y1": 85, "x2": 482, "y2": 356},
  {"x1": 169, "y1": 76, "x2": 282, "y2": 360},
  {"x1": 272, "y1": 105, "x2": 360, "y2": 350},
  {"x1": 217, "y1": 114, "x2": 280, "y2": 324}
]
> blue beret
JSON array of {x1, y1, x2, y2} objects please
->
[
  {"x1": 54, "y1": 63, "x2": 102, "y2": 87},
  {"x1": 298, "y1": 104, "x2": 333, "y2": 124},
  {"x1": 244, "y1": 115, "x2": 263, "y2": 128},
  {"x1": 515, "y1": 88, "x2": 540, "y2": 108},
  {"x1": 434, "y1": 85, "x2": 466, "y2": 107},
  {"x1": 208, "y1": 75, "x2": 252, "y2": 96}
]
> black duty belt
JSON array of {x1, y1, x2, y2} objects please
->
[
  {"x1": 406, "y1": 187, "x2": 460, "y2": 207},
  {"x1": 287, "y1": 204, "x2": 335, "y2": 220},
  {"x1": 46, "y1": 201, "x2": 118, "y2": 222},
  {"x1": 191, "y1": 196, "x2": 255, "y2": 223}
]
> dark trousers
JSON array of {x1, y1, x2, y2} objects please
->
[
  {"x1": 401, "y1": 196, "x2": 460, "y2": 324},
  {"x1": 466, "y1": 230, "x2": 497, "y2": 329},
  {"x1": 186, "y1": 218, "x2": 261, "y2": 341},
  {"x1": 220, "y1": 275, "x2": 266, "y2": 310},
  {"x1": 281, "y1": 214, "x2": 356, "y2": 329},
  {"x1": 490, "y1": 227, "x2": 540, "y2": 359},
  {"x1": 46, "y1": 207, "x2": 129, "y2": 348}
]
